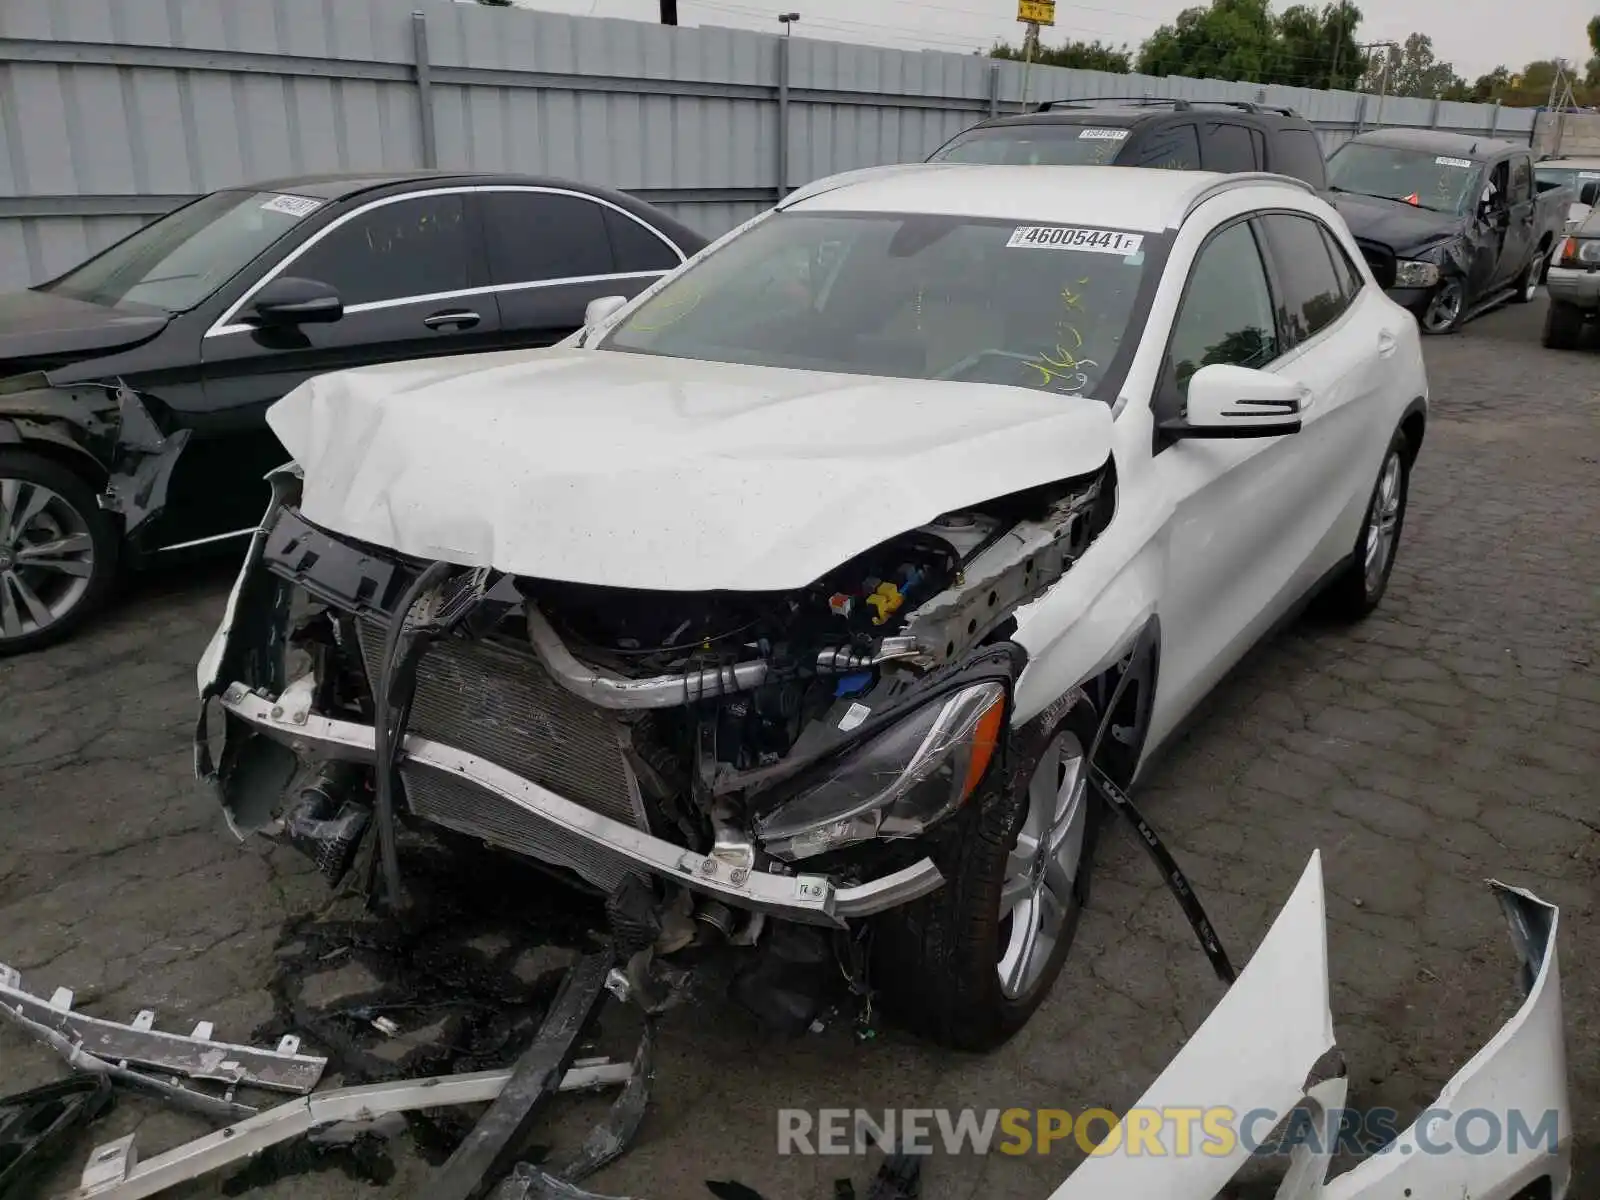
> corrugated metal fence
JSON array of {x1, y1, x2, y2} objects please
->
[{"x1": 0, "y1": 0, "x2": 1538, "y2": 292}]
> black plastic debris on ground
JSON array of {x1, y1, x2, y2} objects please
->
[
  {"x1": 255, "y1": 836, "x2": 613, "y2": 1170},
  {"x1": 0, "y1": 1076, "x2": 113, "y2": 1200},
  {"x1": 706, "y1": 1154, "x2": 922, "y2": 1200},
  {"x1": 220, "y1": 1131, "x2": 397, "y2": 1194}
]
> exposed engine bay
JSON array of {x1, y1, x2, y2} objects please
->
[{"x1": 198, "y1": 456, "x2": 1112, "y2": 1027}]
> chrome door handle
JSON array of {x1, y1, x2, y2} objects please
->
[{"x1": 424, "y1": 309, "x2": 480, "y2": 330}]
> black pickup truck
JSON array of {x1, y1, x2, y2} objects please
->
[{"x1": 1326, "y1": 129, "x2": 1572, "y2": 334}]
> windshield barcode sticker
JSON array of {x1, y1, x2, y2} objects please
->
[
  {"x1": 1434, "y1": 156, "x2": 1474, "y2": 169},
  {"x1": 1078, "y1": 127, "x2": 1129, "y2": 140},
  {"x1": 1006, "y1": 226, "x2": 1144, "y2": 255},
  {"x1": 261, "y1": 194, "x2": 324, "y2": 218},
  {"x1": 1580, "y1": 171, "x2": 1600, "y2": 179}
]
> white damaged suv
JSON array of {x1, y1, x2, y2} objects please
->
[{"x1": 198, "y1": 164, "x2": 1428, "y2": 1050}]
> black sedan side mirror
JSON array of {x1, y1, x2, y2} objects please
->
[
  {"x1": 249, "y1": 276, "x2": 343, "y2": 326},
  {"x1": 1581, "y1": 180, "x2": 1600, "y2": 207}
]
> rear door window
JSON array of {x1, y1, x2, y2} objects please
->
[
  {"x1": 1319, "y1": 222, "x2": 1366, "y2": 299},
  {"x1": 604, "y1": 208, "x2": 681, "y2": 273},
  {"x1": 1510, "y1": 156, "x2": 1533, "y2": 204},
  {"x1": 1204, "y1": 122, "x2": 1260, "y2": 173},
  {"x1": 483, "y1": 191, "x2": 614, "y2": 284},
  {"x1": 1258, "y1": 213, "x2": 1351, "y2": 345},
  {"x1": 1131, "y1": 123, "x2": 1202, "y2": 169},
  {"x1": 1272, "y1": 128, "x2": 1329, "y2": 186}
]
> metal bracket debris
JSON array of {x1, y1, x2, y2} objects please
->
[
  {"x1": 0, "y1": 963, "x2": 328, "y2": 1096},
  {"x1": 63, "y1": 1060, "x2": 636, "y2": 1200},
  {"x1": 426, "y1": 951, "x2": 614, "y2": 1200}
]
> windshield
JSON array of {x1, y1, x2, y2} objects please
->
[
  {"x1": 1536, "y1": 165, "x2": 1600, "y2": 192},
  {"x1": 1327, "y1": 143, "x2": 1482, "y2": 214},
  {"x1": 928, "y1": 123, "x2": 1131, "y2": 166},
  {"x1": 602, "y1": 210, "x2": 1157, "y2": 398},
  {"x1": 38, "y1": 189, "x2": 323, "y2": 311}
]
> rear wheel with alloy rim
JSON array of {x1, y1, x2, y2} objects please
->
[
  {"x1": 1419, "y1": 279, "x2": 1466, "y2": 334},
  {"x1": 1511, "y1": 248, "x2": 1546, "y2": 303},
  {"x1": 0, "y1": 450, "x2": 119, "y2": 655},
  {"x1": 872, "y1": 699, "x2": 1101, "y2": 1050},
  {"x1": 1318, "y1": 428, "x2": 1410, "y2": 622}
]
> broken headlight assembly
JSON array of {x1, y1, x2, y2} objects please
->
[
  {"x1": 755, "y1": 681, "x2": 1007, "y2": 860},
  {"x1": 1393, "y1": 258, "x2": 1442, "y2": 288}
]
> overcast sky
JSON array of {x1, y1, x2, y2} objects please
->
[{"x1": 505, "y1": 0, "x2": 1594, "y2": 81}]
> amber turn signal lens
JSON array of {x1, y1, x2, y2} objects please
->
[{"x1": 961, "y1": 693, "x2": 1007, "y2": 801}]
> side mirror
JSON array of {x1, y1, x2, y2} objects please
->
[
  {"x1": 249, "y1": 276, "x2": 342, "y2": 326},
  {"x1": 583, "y1": 294, "x2": 628, "y2": 333},
  {"x1": 1161, "y1": 363, "x2": 1304, "y2": 440},
  {"x1": 1580, "y1": 180, "x2": 1600, "y2": 207}
]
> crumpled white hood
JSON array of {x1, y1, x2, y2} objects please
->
[{"x1": 266, "y1": 347, "x2": 1114, "y2": 592}]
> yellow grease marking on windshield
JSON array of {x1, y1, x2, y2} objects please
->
[
  {"x1": 627, "y1": 286, "x2": 705, "y2": 332},
  {"x1": 1026, "y1": 278, "x2": 1097, "y2": 392}
]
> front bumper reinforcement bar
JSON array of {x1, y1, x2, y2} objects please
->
[
  {"x1": 216, "y1": 682, "x2": 945, "y2": 928},
  {"x1": 0, "y1": 964, "x2": 327, "y2": 1098}
]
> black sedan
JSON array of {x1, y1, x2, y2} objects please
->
[{"x1": 0, "y1": 171, "x2": 707, "y2": 653}]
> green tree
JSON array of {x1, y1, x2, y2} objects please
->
[
  {"x1": 1272, "y1": 2, "x2": 1364, "y2": 88},
  {"x1": 1358, "y1": 33, "x2": 1466, "y2": 98},
  {"x1": 992, "y1": 38, "x2": 1134, "y2": 73},
  {"x1": 1135, "y1": 0, "x2": 1363, "y2": 88},
  {"x1": 1137, "y1": 0, "x2": 1283, "y2": 83},
  {"x1": 1588, "y1": 17, "x2": 1600, "y2": 87},
  {"x1": 1467, "y1": 65, "x2": 1512, "y2": 102}
]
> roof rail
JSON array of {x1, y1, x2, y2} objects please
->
[
  {"x1": 1180, "y1": 172, "x2": 1315, "y2": 221},
  {"x1": 1033, "y1": 96, "x2": 1301, "y2": 117},
  {"x1": 1035, "y1": 96, "x2": 1191, "y2": 111}
]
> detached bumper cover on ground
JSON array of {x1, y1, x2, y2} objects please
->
[{"x1": 1051, "y1": 853, "x2": 1570, "y2": 1200}]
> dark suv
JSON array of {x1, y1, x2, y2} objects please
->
[{"x1": 927, "y1": 97, "x2": 1330, "y2": 188}]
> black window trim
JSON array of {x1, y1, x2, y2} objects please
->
[
  {"x1": 1252, "y1": 207, "x2": 1364, "y2": 354},
  {"x1": 207, "y1": 184, "x2": 688, "y2": 338},
  {"x1": 1152, "y1": 211, "x2": 1283, "y2": 438}
]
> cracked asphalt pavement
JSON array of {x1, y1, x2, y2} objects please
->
[{"x1": 1, "y1": 299, "x2": 1597, "y2": 1199}]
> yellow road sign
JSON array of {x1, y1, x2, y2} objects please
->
[{"x1": 1017, "y1": 0, "x2": 1055, "y2": 25}]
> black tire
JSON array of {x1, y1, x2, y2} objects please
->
[
  {"x1": 1418, "y1": 279, "x2": 1466, "y2": 335},
  {"x1": 871, "y1": 697, "x2": 1102, "y2": 1051},
  {"x1": 0, "y1": 449, "x2": 120, "y2": 656},
  {"x1": 1318, "y1": 428, "x2": 1411, "y2": 623},
  {"x1": 1510, "y1": 245, "x2": 1548, "y2": 304},
  {"x1": 1542, "y1": 299, "x2": 1585, "y2": 350}
]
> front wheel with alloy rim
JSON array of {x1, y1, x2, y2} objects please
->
[
  {"x1": 0, "y1": 450, "x2": 119, "y2": 655},
  {"x1": 1510, "y1": 248, "x2": 1547, "y2": 303},
  {"x1": 872, "y1": 699, "x2": 1101, "y2": 1051},
  {"x1": 1317, "y1": 428, "x2": 1410, "y2": 622},
  {"x1": 1419, "y1": 279, "x2": 1466, "y2": 334}
]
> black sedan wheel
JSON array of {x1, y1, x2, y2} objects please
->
[{"x1": 0, "y1": 450, "x2": 119, "y2": 655}]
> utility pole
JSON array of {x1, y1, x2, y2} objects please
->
[
  {"x1": 1019, "y1": 21, "x2": 1040, "y2": 112},
  {"x1": 1359, "y1": 41, "x2": 1399, "y2": 125},
  {"x1": 659, "y1": 0, "x2": 677, "y2": 25}
]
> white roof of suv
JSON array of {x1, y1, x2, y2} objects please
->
[{"x1": 778, "y1": 163, "x2": 1313, "y2": 232}]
